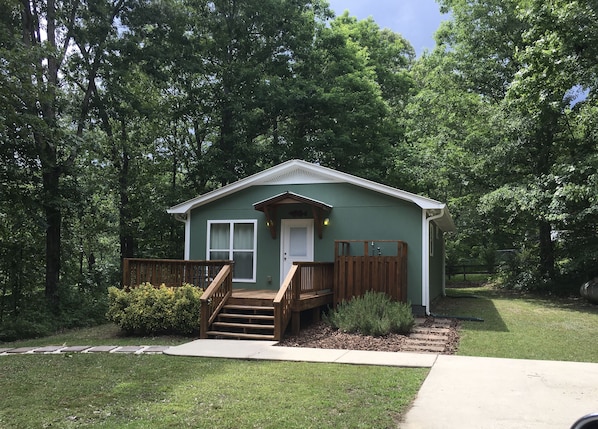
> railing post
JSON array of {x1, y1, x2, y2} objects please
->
[
  {"x1": 122, "y1": 258, "x2": 129, "y2": 289},
  {"x1": 200, "y1": 299, "x2": 208, "y2": 339},
  {"x1": 273, "y1": 302, "x2": 281, "y2": 341},
  {"x1": 293, "y1": 265, "x2": 301, "y2": 301}
]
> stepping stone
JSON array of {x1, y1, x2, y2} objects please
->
[
  {"x1": 427, "y1": 327, "x2": 452, "y2": 334},
  {"x1": 6, "y1": 347, "x2": 37, "y2": 354},
  {"x1": 85, "y1": 346, "x2": 118, "y2": 353},
  {"x1": 112, "y1": 346, "x2": 144, "y2": 353},
  {"x1": 405, "y1": 339, "x2": 442, "y2": 346},
  {"x1": 430, "y1": 319, "x2": 453, "y2": 327},
  {"x1": 33, "y1": 346, "x2": 64, "y2": 353},
  {"x1": 142, "y1": 346, "x2": 170, "y2": 353},
  {"x1": 0, "y1": 348, "x2": 14, "y2": 353},
  {"x1": 402, "y1": 343, "x2": 446, "y2": 353},
  {"x1": 409, "y1": 333, "x2": 447, "y2": 342},
  {"x1": 412, "y1": 327, "x2": 451, "y2": 335},
  {"x1": 61, "y1": 346, "x2": 92, "y2": 353}
]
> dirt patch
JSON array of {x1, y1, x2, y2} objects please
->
[{"x1": 277, "y1": 317, "x2": 460, "y2": 354}]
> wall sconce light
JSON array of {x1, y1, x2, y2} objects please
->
[
  {"x1": 323, "y1": 218, "x2": 330, "y2": 226},
  {"x1": 266, "y1": 219, "x2": 274, "y2": 227}
]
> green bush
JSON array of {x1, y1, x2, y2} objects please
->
[
  {"x1": 324, "y1": 291, "x2": 414, "y2": 337},
  {"x1": 0, "y1": 317, "x2": 54, "y2": 342},
  {"x1": 106, "y1": 283, "x2": 203, "y2": 335},
  {"x1": 0, "y1": 286, "x2": 109, "y2": 342}
]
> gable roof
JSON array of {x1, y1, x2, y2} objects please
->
[
  {"x1": 253, "y1": 191, "x2": 333, "y2": 212},
  {"x1": 168, "y1": 159, "x2": 455, "y2": 231}
]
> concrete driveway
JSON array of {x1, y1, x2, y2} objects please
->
[{"x1": 401, "y1": 355, "x2": 598, "y2": 429}]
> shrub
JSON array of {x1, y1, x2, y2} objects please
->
[
  {"x1": 324, "y1": 291, "x2": 414, "y2": 337},
  {"x1": 0, "y1": 317, "x2": 54, "y2": 342},
  {"x1": 0, "y1": 286, "x2": 109, "y2": 342},
  {"x1": 107, "y1": 283, "x2": 203, "y2": 335}
]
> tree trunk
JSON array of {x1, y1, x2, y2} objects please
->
[
  {"x1": 42, "y1": 165, "x2": 62, "y2": 308},
  {"x1": 26, "y1": 0, "x2": 64, "y2": 310},
  {"x1": 118, "y1": 119, "x2": 135, "y2": 260}
]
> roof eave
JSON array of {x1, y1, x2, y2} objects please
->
[{"x1": 167, "y1": 159, "x2": 454, "y2": 219}]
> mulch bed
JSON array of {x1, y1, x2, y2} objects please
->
[{"x1": 277, "y1": 317, "x2": 460, "y2": 354}]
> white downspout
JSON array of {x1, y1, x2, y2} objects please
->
[
  {"x1": 422, "y1": 208, "x2": 445, "y2": 315},
  {"x1": 174, "y1": 213, "x2": 190, "y2": 260}
]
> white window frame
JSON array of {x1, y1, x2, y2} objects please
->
[{"x1": 207, "y1": 219, "x2": 257, "y2": 283}]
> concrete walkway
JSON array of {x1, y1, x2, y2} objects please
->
[
  {"x1": 165, "y1": 339, "x2": 438, "y2": 367},
  {"x1": 401, "y1": 355, "x2": 598, "y2": 429}
]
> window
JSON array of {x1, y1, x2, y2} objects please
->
[{"x1": 207, "y1": 220, "x2": 257, "y2": 282}]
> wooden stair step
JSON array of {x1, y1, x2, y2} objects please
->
[
  {"x1": 223, "y1": 304, "x2": 274, "y2": 313},
  {"x1": 217, "y1": 313, "x2": 274, "y2": 321},
  {"x1": 212, "y1": 322, "x2": 274, "y2": 330},
  {"x1": 206, "y1": 331, "x2": 275, "y2": 340}
]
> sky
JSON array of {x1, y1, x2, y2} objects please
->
[{"x1": 326, "y1": 0, "x2": 450, "y2": 56}]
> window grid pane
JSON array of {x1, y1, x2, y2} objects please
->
[
  {"x1": 210, "y1": 223, "x2": 230, "y2": 250},
  {"x1": 289, "y1": 227, "x2": 307, "y2": 257},
  {"x1": 233, "y1": 223, "x2": 253, "y2": 250},
  {"x1": 233, "y1": 251, "x2": 253, "y2": 279}
]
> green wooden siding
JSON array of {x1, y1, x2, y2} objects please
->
[{"x1": 189, "y1": 182, "x2": 425, "y2": 306}]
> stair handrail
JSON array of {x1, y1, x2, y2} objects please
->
[
  {"x1": 273, "y1": 264, "x2": 298, "y2": 340},
  {"x1": 200, "y1": 263, "x2": 233, "y2": 339}
]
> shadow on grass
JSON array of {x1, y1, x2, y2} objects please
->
[
  {"x1": 520, "y1": 294, "x2": 598, "y2": 317},
  {"x1": 432, "y1": 291, "x2": 509, "y2": 332}
]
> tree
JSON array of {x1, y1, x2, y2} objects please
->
[
  {"x1": 434, "y1": 0, "x2": 598, "y2": 289},
  {"x1": 0, "y1": 0, "x2": 138, "y2": 312},
  {"x1": 1, "y1": 0, "x2": 82, "y2": 308}
]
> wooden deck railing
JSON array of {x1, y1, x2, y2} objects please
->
[
  {"x1": 334, "y1": 240, "x2": 408, "y2": 304},
  {"x1": 274, "y1": 262, "x2": 335, "y2": 340},
  {"x1": 122, "y1": 258, "x2": 229, "y2": 289},
  {"x1": 200, "y1": 264, "x2": 234, "y2": 339},
  {"x1": 273, "y1": 265, "x2": 297, "y2": 341},
  {"x1": 294, "y1": 262, "x2": 335, "y2": 298}
]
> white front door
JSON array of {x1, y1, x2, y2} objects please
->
[{"x1": 280, "y1": 219, "x2": 314, "y2": 285}]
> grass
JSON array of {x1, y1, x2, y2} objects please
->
[
  {"x1": 433, "y1": 284, "x2": 598, "y2": 362},
  {"x1": 4, "y1": 283, "x2": 598, "y2": 427},
  {"x1": 1, "y1": 323, "x2": 191, "y2": 348},
  {"x1": 0, "y1": 354, "x2": 427, "y2": 428}
]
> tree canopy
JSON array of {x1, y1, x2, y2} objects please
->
[{"x1": 1, "y1": 0, "x2": 596, "y2": 337}]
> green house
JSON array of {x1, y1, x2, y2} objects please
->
[{"x1": 167, "y1": 160, "x2": 455, "y2": 315}]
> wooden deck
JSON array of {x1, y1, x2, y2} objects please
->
[
  {"x1": 232, "y1": 288, "x2": 333, "y2": 306},
  {"x1": 122, "y1": 246, "x2": 407, "y2": 340}
]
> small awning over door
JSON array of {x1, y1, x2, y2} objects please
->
[{"x1": 253, "y1": 191, "x2": 333, "y2": 239}]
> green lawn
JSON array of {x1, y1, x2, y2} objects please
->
[
  {"x1": 433, "y1": 285, "x2": 598, "y2": 362},
  {"x1": 2, "y1": 323, "x2": 191, "y2": 348},
  {"x1": 0, "y1": 354, "x2": 427, "y2": 428},
  {"x1": 3, "y1": 284, "x2": 598, "y2": 427}
]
